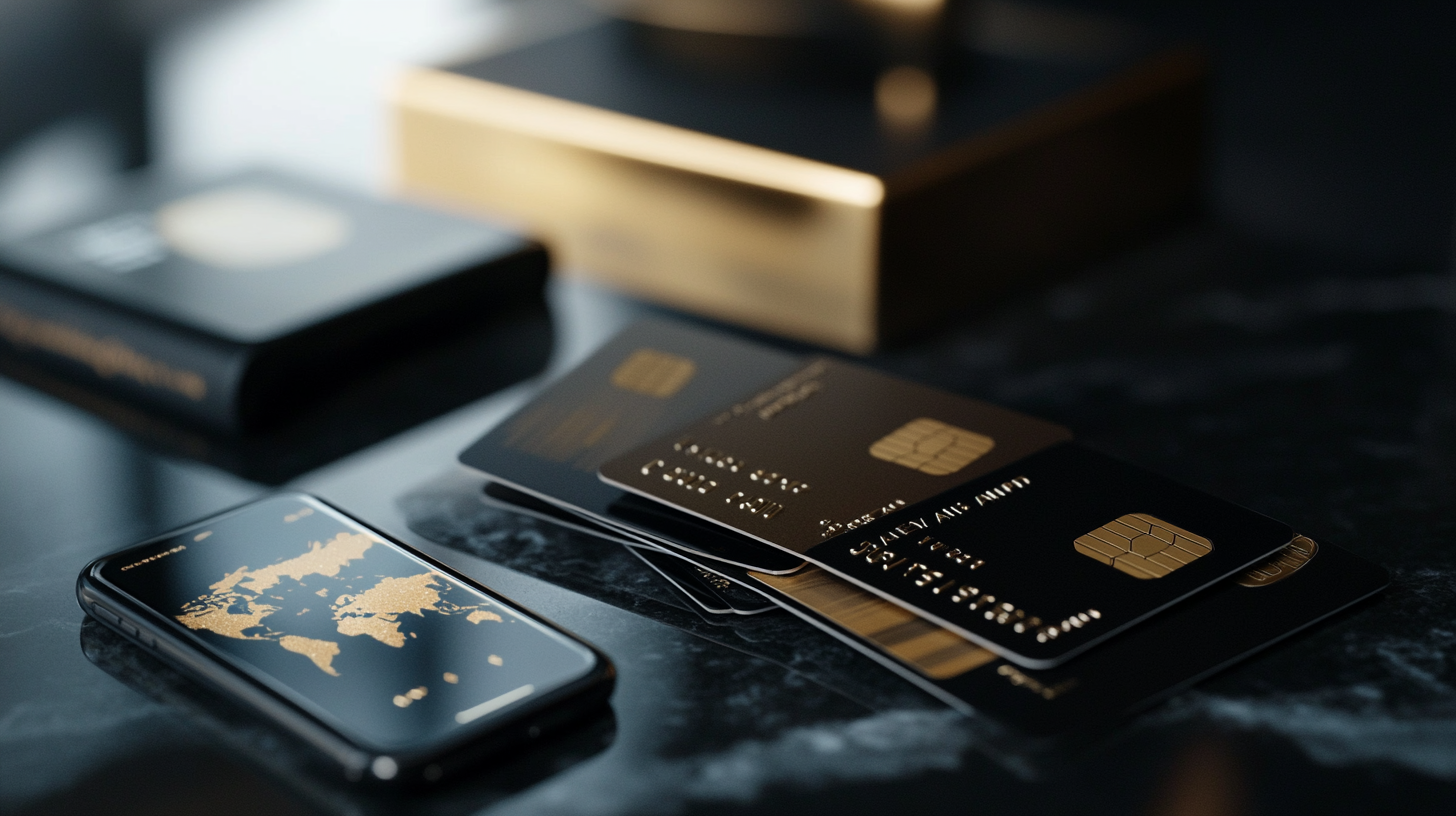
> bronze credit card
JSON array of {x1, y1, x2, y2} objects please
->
[{"x1": 598, "y1": 358, "x2": 1072, "y2": 554}]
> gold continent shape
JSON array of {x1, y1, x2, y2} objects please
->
[
  {"x1": 332, "y1": 572, "x2": 447, "y2": 648},
  {"x1": 279, "y1": 635, "x2": 341, "y2": 676},
  {"x1": 179, "y1": 531, "x2": 500, "y2": 677},
  {"x1": 177, "y1": 530, "x2": 375, "y2": 641}
]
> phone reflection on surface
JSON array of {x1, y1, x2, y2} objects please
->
[{"x1": 79, "y1": 619, "x2": 616, "y2": 815}]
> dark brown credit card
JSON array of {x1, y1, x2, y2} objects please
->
[
  {"x1": 458, "y1": 319, "x2": 806, "y2": 573},
  {"x1": 598, "y1": 357, "x2": 1072, "y2": 555},
  {"x1": 802, "y1": 443, "x2": 1294, "y2": 668}
]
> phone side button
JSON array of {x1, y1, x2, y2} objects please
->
[
  {"x1": 120, "y1": 621, "x2": 140, "y2": 639},
  {"x1": 90, "y1": 606, "x2": 122, "y2": 627}
]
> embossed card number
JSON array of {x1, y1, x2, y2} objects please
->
[
  {"x1": 599, "y1": 357, "x2": 1072, "y2": 555},
  {"x1": 800, "y1": 443, "x2": 1297, "y2": 668}
]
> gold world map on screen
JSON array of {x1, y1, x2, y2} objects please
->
[{"x1": 175, "y1": 530, "x2": 502, "y2": 676}]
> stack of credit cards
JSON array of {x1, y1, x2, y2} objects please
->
[{"x1": 460, "y1": 320, "x2": 1387, "y2": 735}]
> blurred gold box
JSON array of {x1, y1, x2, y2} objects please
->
[{"x1": 394, "y1": 22, "x2": 1203, "y2": 352}]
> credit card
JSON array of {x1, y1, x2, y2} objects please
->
[
  {"x1": 490, "y1": 464, "x2": 1382, "y2": 735},
  {"x1": 803, "y1": 443, "x2": 1294, "y2": 667},
  {"x1": 625, "y1": 543, "x2": 779, "y2": 616},
  {"x1": 752, "y1": 535, "x2": 1386, "y2": 735},
  {"x1": 480, "y1": 481, "x2": 634, "y2": 545},
  {"x1": 459, "y1": 319, "x2": 806, "y2": 573},
  {"x1": 481, "y1": 481, "x2": 777, "y2": 616},
  {"x1": 598, "y1": 357, "x2": 1072, "y2": 555}
]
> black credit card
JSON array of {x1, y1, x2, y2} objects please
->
[
  {"x1": 598, "y1": 357, "x2": 1071, "y2": 555},
  {"x1": 805, "y1": 443, "x2": 1294, "y2": 668},
  {"x1": 458, "y1": 319, "x2": 806, "y2": 573},
  {"x1": 929, "y1": 536, "x2": 1387, "y2": 735},
  {"x1": 485, "y1": 471, "x2": 1385, "y2": 737},
  {"x1": 624, "y1": 543, "x2": 779, "y2": 616},
  {"x1": 544, "y1": 501, "x2": 1384, "y2": 736},
  {"x1": 480, "y1": 481, "x2": 777, "y2": 616}
]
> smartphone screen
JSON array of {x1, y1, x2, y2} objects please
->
[{"x1": 91, "y1": 494, "x2": 602, "y2": 755}]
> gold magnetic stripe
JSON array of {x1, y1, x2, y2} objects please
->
[{"x1": 750, "y1": 567, "x2": 995, "y2": 680}]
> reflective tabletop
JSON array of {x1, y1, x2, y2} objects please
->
[{"x1": 4, "y1": 222, "x2": 1455, "y2": 813}]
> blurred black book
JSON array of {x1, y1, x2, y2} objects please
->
[{"x1": 0, "y1": 170, "x2": 549, "y2": 433}]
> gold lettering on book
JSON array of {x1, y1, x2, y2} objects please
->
[{"x1": 0, "y1": 303, "x2": 208, "y2": 400}]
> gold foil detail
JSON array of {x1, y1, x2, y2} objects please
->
[
  {"x1": 869, "y1": 418, "x2": 995, "y2": 476},
  {"x1": 175, "y1": 598, "x2": 277, "y2": 640},
  {"x1": 751, "y1": 566, "x2": 994, "y2": 679},
  {"x1": 1237, "y1": 535, "x2": 1318, "y2": 587},
  {"x1": 119, "y1": 544, "x2": 188, "y2": 572},
  {"x1": 1074, "y1": 514, "x2": 1211, "y2": 579},
  {"x1": 211, "y1": 532, "x2": 375, "y2": 595},
  {"x1": 178, "y1": 528, "x2": 496, "y2": 676},
  {"x1": 391, "y1": 686, "x2": 427, "y2": 708},
  {"x1": 443, "y1": 672, "x2": 459, "y2": 684},
  {"x1": 610, "y1": 348, "x2": 697, "y2": 398},
  {"x1": 332, "y1": 572, "x2": 446, "y2": 648},
  {"x1": 177, "y1": 532, "x2": 374, "y2": 656},
  {"x1": 279, "y1": 635, "x2": 340, "y2": 676}
]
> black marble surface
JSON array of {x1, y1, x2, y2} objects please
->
[
  {"x1": 2, "y1": 218, "x2": 1455, "y2": 813},
  {"x1": 4, "y1": 3, "x2": 1456, "y2": 812}
]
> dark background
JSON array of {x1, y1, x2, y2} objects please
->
[{"x1": 1, "y1": 1, "x2": 1454, "y2": 813}]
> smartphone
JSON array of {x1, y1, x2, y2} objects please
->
[{"x1": 76, "y1": 493, "x2": 614, "y2": 785}]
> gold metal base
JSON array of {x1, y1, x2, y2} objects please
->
[{"x1": 394, "y1": 34, "x2": 1203, "y2": 352}]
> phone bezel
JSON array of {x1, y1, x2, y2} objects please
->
[{"x1": 76, "y1": 491, "x2": 615, "y2": 783}]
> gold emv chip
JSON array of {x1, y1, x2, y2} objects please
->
[
  {"x1": 869, "y1": 418, "x2": 995, "y2": 476},
  {"x1": 610, "y1": 348, "x2": 696, "y2": 398},
  {"x1": 1074, "y1": 514, "x2": 1212, "y2": 579}
]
